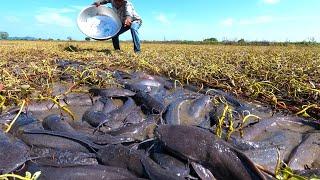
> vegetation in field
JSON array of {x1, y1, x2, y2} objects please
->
[
  {"x1": 0, "y1": 40, "x2": 319, "y2": 120},
  {"x1": 0, "y1": 171, "x2": 41, "y2": 180}
]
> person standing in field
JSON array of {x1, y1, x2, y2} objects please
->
[{"x1": 92, "y1": 0, "x2": 142, "y2": 53}]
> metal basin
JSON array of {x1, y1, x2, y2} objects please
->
[{"x1": 77, "y1": 6, "x2": 122, "y2": 40}]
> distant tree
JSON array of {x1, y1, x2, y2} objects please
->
[
  {"x1": 203, "y1": 37, "x2": 218, "y2": 42},
  {"x1": 67, "y1": 36, "x2": 73, "y2": 41},
  {"x1": 0, "y1": 32, "x2": 9, "y2": 39},
  {"x1": 237, "y1": 39, "x2": 246, "y2": 44},
  {"x1": 222, "y1": 40, "x2": 235, "y2": 45},
  {"x1": 85, "y1": 37, "x2": 91, "y2": 41},
  {"x1": 306, "y1": 37, "x2": 317, "y2": 45}
]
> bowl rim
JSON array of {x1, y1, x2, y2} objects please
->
[{"x1": 77, "y1": 5, "x2": 122, "y2": 40}]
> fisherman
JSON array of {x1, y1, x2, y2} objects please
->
[{"x1": 92, "y1": 0, "x2": 142, "y2": 53}]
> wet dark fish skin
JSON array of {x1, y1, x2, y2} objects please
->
[
  {"x1": 69, "y1": 120, "x2": 97, "y2": 135},
  {"x1": 164, "y1": 97, "x2": 190, "y2": 125},
  {"x1": 241, "y1": 116, "x2": 312, "y2": 141},
  {"x1": 8, "y1": 112, "x2": 43, "y2": 135},
  {"x1": 20, "y1": 129, "x2": 102, "y2": 152},
  {"x1": 89, "y1": 98, "x2": 105, "y2": 112},
  {"x1": 294, "y1": 169, "x2": 320, "y2": 178},
  {"x1": 132, "y1": 79, "x2": 162, "y2": 88},
  {"x1": 26, "y1": 162, "x2": 141, "y2": 180},
  {"x1": 97, "y1": 97, "x2": 137, "y2": 131},
  {"x1": 113, "y1": 70, "x2": 132, "y2": 80},
  {"x1": 0, "y1": 109, "x2": 20, "y2": 124},
  {"x1": 141, "y1": 156, "x2": 185, "y2": 180},
  {"x1": 89, "y1": 88, "x2": 136, "y2": 97},
  {"x1": 124, "y1": 80, "x2": 162, "y2": 93},
  {"x1": 96, "y1": 144, "x2": 147, "y2": 177},
  {"x1": 164, "y1": 95, "x2": 213, "y2": 126},
  {"x1": 113, "y1": 70, "x2": 159, "y2": 82},
  {"x1": 164, "y1": 88, "x2": 200, "y2": 107},
  {"x1": 62, "y1": 93, "x2": 96, "y2": 106},
  {"x1": 184, "y1": 85, "x2": 261, "y2": 117},
  {"x1": 0, "y1": 132, "x2": 30, "y2": 174},
  {"x1": 30, "y1": 147, "x2": 98, "y2": 167},
  {"x1": 42, "y1": 114, "x2": 75, "y2": 133},
  {"x1": 245, "y1": 147, "x2": 283, "y2": 173},
  {"x1": 151, "y1": 153, "x2": 190, "y2": 178},
  {"x1": 124, "y1": 107, "x2": 146, "y2": 124},
  {"x1": 23, "y1": 100, "x2": 55, "y2": 112},
  {"x1": 108, "y1": 115, "x2": 158, "y2": 141},
  {"x1": 188, "y1": 95, "x2": 213, "y2": 118},
  {"x1": 191, "y1": 162, "x2": 216, "y2": 180},
  {"x1": 90, "y1": 133, "x2": 135, "y2": 145},
  {"x1": 150, "y1": 86, "x2": 167, "y2": 103},
  {"x1": 230, "y1": 137, "x2": 261, "y2": 151},
  {"x1": 155, "y1": 125, "x2": 266, "y2": 180},
  {"x1": 82, "y1": 110, "x2": 108, "y2": 127},
  {"x1": 101, "y1": 98, "x2": 118, "y2": 114},
  {"x1": 20, "y1": 133, "x2": 90, "y2": 153},
  {"x1": 152, "y1": 75, "x2": 175, "y2": 90},
  {"x1": 288, "y1": 132, "x2": 320, "y2": 170},
  {"x1": 134, "y1": 91, "x2": 166, "y2": 114},
  {"x1": 41, "y1": 114, "x2": 132, "y2": 144},
  {"x1": 23, "y1": 94, "x2": 94, "y2": 112}
]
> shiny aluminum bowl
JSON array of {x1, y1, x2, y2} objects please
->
[{"x1": 77, "y1": 6, "x2": 122, "y2": 40}]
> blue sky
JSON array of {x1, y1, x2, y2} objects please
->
[{"x1": 0, "y1": 0, "x2": 319, "y2": 41}]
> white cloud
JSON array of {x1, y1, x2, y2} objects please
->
[
  {"x1": 35, "y1": 7, "x2": 76, "y2": 27},
  {"x1": 262, "y1": 0, "x2": 280, "y2": 4},
  {"x1": 155, "y1": 14, "x2": 171, "y2": 25},
  {"x1": 35, "y1": 13, "x2": 74, "y2": 27},
  {"x1": 221, "y1": 18, "x2": 234, "y2": 26}
]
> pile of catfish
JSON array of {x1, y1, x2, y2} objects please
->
[{"x1": 1, "y1": 68, "x2": 320, "y2": 179}]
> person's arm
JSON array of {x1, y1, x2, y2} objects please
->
[
  {"x1": 92, "y1": 0, "x2": 110, "y2": 6},
  {"x1": 124, "y1": 1, "x2": 134, "y2": 26}
]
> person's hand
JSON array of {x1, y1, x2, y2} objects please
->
[
  {"x1": 92, "y1": 2, "x2": 101, "y2": 7},
  {"x1": 124, "y1": 17, "x2": 132, "y2": 27}
]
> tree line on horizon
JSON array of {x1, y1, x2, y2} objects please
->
[{"x1": 0, "y1": 31, "x2": 318, "y2": 46}]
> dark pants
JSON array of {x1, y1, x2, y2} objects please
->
[{"x1": 112, "y1": 20, "x2": 141, "y2": 53}]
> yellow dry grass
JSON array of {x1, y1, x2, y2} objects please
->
[{"x1": 0, "y1": 40, "x2": 319, "y2": 119}]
